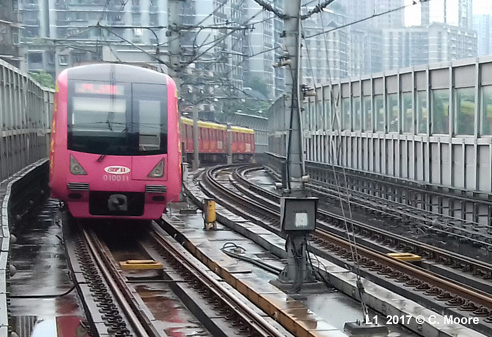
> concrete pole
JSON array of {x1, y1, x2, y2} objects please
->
[
  {"x1": 168, "y1": 0, "x2": 182, "y2": 91},
  {"x1": 284, "y1": 0, "x2": 304, "y2": 191},
  {"x1": 192, "y1": 99, "x2": 200, "y2": 170},
  {"x1": 168, "y1": 0, "x2": 183, "y2": 145}
]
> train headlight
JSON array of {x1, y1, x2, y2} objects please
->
[
  {"x1": 70, "y1": 155, "x2": 87, "y2": 175},
  {"x1": 148, "y1": 159, "x2": 165, "y2": 178}
]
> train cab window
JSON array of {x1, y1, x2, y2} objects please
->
[
  {"x1": 132, "y1": 83, "x2": 167, "y2": 154},
  {"x1": 72, "y1": 97, "x2": 127, "y2": 133},
  {"x1": 137, "y1": 99, "x2": 161, "y2": 151},
  {"x1": 68, "y1": 81, "x2": 167, "y2": 155}
]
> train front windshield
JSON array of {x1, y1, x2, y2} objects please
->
[{"x1": 67, "y1": 81, "x2": 168, "y2": 155}]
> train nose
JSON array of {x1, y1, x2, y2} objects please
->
[{"x1": 108, "y1": 194, "x2": 128, "y2": 211}]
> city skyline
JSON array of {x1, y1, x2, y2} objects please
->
[{"x1": 405, "y1": 0, "x2": 492, "y2": 26}]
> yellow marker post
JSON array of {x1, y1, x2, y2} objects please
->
[{"x1": 204, "y1": 198, "x2": 217, "y2": 230}]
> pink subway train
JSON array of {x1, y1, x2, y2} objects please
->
[{"x1": 49, "y1": 63, "x2": 182, "y2": 220}]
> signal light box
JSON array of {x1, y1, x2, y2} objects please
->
[{"x1": 280, "y1": 197, "x2": 318, "y2": 233}]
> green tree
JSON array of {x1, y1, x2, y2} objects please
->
[
  {"x1": 30, "y1": 71, "x2": 55, "y2": 89},
  {"x1": 244, "y1": 76, "x2": 269, "y2": 98},
  {"x1": 227, "y1": 98, "x2": 270, "y2": 117}
]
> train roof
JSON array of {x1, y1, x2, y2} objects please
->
[
  {"x1": 180, "y1": 117, "x2": 254, "y2": 133},
  {"x1": 64, "y1": 63, "x2": 171, "y2": 84}
]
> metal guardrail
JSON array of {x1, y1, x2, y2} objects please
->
[
  {"x1": 0, "y1": 159, "x2": 48, "y2": 336},
  {"x1": 0, "y1": 59, "x2": 54, "y2": 336},
  {"x1": 0, "y1": 59, "x2": 54, "y2": 182},
  {"x1": 262, "y1": 152, "x2": 492, "y2": 229}
]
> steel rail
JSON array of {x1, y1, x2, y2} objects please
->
[
  {"x1": 149, "y1": 224, "x2": 285, "y2": 337},
  {"x1": 234, "y1": 166, "x2": 492, "y2": 284},
  {"x1": 200, "y1": 165, "x2": 492, "y2": 318},
  {"x1": 82, "y1": 227, "x2": 161, "y2": 337}
]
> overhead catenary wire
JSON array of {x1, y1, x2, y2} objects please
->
[
  {"x1": 301, "y1": 0, "x2": 370, "y2": 321},
  {"x1": 306, "y1": 0, "x2": 430, "y2": 39}
]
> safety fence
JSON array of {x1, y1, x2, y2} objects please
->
[{"x1": 0, "y1": 59, "x2": 54, "y2": 182}]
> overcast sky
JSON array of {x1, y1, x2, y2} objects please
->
[{"x1": 404, "y1": 0, "x2": 492, "y2": 26}]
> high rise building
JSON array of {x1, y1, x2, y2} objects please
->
[
  {"x1": 19, "y1": 0, "x2": 168, "y2": 78},
  {"x1": 474, "y1": 14, "x2": 492, "y2": 56},
  {"x1": 421, "y1": 0, "x2": 473, "y2": 29},
  {"x1": 301, "y1": 10, "x2": 349, "y2": 84},
  {"x1": 0, "y1": 0, "x2": 22, "y2": 68},
  {"x1": 341, "y1": 0, "x2": 404, "y2": 76},
  {"x1": 383, "y1": 23, "x2": 476, "y2": 71},
  {"x1": 243, "y1": 1, "x2": 275, "y2": 99}
]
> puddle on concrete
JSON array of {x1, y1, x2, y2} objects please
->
[
  {"x1": 9, "y1": 198, "x2": 84, "y2": 336},
  {"x1": 11, "y1": 315, "x2": 88, "y2": 337},
  {"x1": 134, "y1": 283, "x2": 211, "y2": 336}
]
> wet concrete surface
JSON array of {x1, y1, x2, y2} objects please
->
[
  {"x1": 134, "y1": 283, "x2": 211, "y2": 337},
  {"x1": 165, "y1": 202, "x2": 420, "y2": 337},
  {"x1": 9, "y1": 198, "x2": 84, "y2": 336}
]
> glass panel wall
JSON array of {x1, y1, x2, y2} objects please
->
[
  {"x1": 353, "y1": 97, "x2": 361, "y2": 130},
  {"x1": 417, "y1": 91, "x2": 427, "y2": 134},
  {"x1": 374, "y1": 95, "x2": 384, "y2": 131},
  {"x1": 482, "y1": 86, "x2": 492, "y2": 135},
  {"x1": 342, "y1": 98, "x2": 351, "y2": 130},
  {"x1": 432, "y1": 89, "x2": 449, "y2": 134},
  {"x1": 363, "y1": 96, "x2": 372, "y2": 132},
  {"x1": 454, "y1": 88, "x2": 475, "y2": 135},
  {"x1": 387, "y1": 93, "x2": 398, "y2": 132},
  {"x1": 402, "y1": 92, "x2": 413, "y2": 133}
]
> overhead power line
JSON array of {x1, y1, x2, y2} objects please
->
[
  {"x1": 300, "y1": 0, "x2": 337, "y2": 20},
  {"x1": 252, "y1": 0, "x2": 337, "y2": 20},
  {"x1": 306, "y1": 0, "x2": 430, "y2": 39}
]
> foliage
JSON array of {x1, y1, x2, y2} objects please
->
[
  {"x1": 227, "y1": 98, "x2": 270, "y2": 117},
  {"x1": 244, "y1": 76, "x2": 269, "y2": 98},
  {"x1": 29, "y1": 71, "x2": 55, "y2": 89}
]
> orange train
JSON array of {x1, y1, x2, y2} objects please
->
[{"x1": 180, "y1": 117, "x2": 255, "y2": 163}]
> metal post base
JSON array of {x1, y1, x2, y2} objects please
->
[
  {"x1": 270, "y1": 234, "x2": 319, "y2": 293},
  {"x1": 344, "y1": 321, "x2": 388, "y2": 335}
]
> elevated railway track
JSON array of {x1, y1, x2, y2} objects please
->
[{"x1": 197, "y1": 164, "x2": 492, "y2": 335}]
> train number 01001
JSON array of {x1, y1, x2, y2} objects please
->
[{"x1": 103, "y1": 174, "x2": 130, "y2": 182}]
